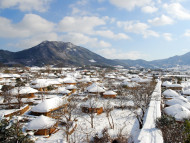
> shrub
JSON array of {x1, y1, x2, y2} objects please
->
[{"x1": 156, "y1": 114, "x2": 188, "y2": 143}]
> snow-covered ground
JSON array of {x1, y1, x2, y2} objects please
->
[{"x1": 34, "y1": 100, "x2": 140, "y2": 143}]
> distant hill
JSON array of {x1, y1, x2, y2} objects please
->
[
  {"x1": 0, "y1": 41, "x2": 119, "y2": 67},
  {"x1": 114, "y1": 59, "x2": 155, "y2": 68},
  {"x1": 116, "y1": 52, "x2": 190, "y2": 68}
]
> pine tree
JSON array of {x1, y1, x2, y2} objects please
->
[{"x1": 0, "y1": 118, "x2": 34, "y2": 143}]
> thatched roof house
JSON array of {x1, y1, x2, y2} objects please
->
[{"x1": 26, "y1": 115, "x2": 58, "y2": 136}]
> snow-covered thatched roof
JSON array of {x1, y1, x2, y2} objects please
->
[
  {"x1": 168, "y1": 84, "x2": 183, "y2": 88},
  {"x1": 165, "y1": 98, "x2": 190, "y2": 110},
  {"x1": 27, "y1": 115, "x2": 56, "y2": 130},
  {"x1": 31, "y1": 79, "x2": 62, "y2": 88},
  {"x1": 162, "y1": 81, "x2": 172, "y2": 87},
  {"x1": 183, "y1": 89, "x2": 190, "y2": 95},
  {"x1": 86, "y1": 83, "x2": 105, "y2": 93},
  {"x1": 31, "y1": 97, "x2": 67, "y2": 113},
  {"x1": 103, "y1": 90, "x2": 117, "y2": 95},
  {"x1": 164, "y1": 104, "x2": 190, "y2": 121},
  {"x1": 8, "y1": 86, "x2": 38, "y2": 96},
  {"x1": 49, "y1": 87, "x2": 71, "y2": 94},
  {"x1": 66, "y1": 85, "x2": 77, "y2": 90},
  {"x1": 77, "y1": 77, "x2": 91, "y2": 83},
  {"x1": 162, "y1": 89, "x2": 179, "y2": 98},
  {"x1": 63, "y1": 77, "x2": 76, "y2": 84}
]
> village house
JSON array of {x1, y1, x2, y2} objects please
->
[
  {"x1": 103, "y1": 90, "x2": 117, "y2": 98},
  {"x1": 81, "y1": 98, "x2": 103, "y2": 115},
  {"x1": 26, "y1": 115, "x2": 58, "y2": 136},
  {"x1": 30, "y1": 97, "x2": 68, "y2": 117}
]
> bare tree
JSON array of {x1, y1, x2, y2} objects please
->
[
  {"x1": 2, "y1": 85, "x2": 13, "y2": 109},
  {"x1": 15, "y1": 78, "x2": 26, "y2": 108},
  {"x1": 129, "y1": 81, "x2": 156, "y2": 129},
  {"x1": 104, "y1": 101, "x2": 114, "y2": 129},
  {"x1": 117, "y1": 85, "x2": 128, "y2": 110},
  {"x1": 81, "y1": 97, "x2": 101, "y2": 128},
  {"x1": 60, "y1": 98, "x2": 79, "y2": 142}
]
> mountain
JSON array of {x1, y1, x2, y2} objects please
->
[
  {"x1": 150, "y1": 52, "x2": 190, "y2": 68},
  {"x1": 1, "y1": 41, "x2": 190, "y2": 68},
  {"x1": 115, "y1": 59, "x2": 155, "y2": 68},
  {"x1": 0, "y1": 41, "x2": 119, "y2": 67},
  {"x1": 116, "y1": 52, "x2": 190, "y2": 68}
]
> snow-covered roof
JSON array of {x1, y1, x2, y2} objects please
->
[
  {"x1": 66, "y1": 85, "x2": 77, "y2": 90},
  {"x1": 116, "y1": 76, "x2": 126, "y2": 81},
  {"x1": 103, "y1": 90, "x2": 117, "y2": 95},
  {"x1": 90, "y1": 78, "x2": 100, "y2": 82},
  {"x1": 130, "y1": 77, "x2": 141, "y2": 82},
  {"x1": 31, "y1": 97, "x2": 67, "y2": 113},
  {"x1": 77, "y1": 77, "x2": 91, "y2": 83},
  {"x1": 49, "y1": 87, "x2": 71, "y2": 94},
  {"x1": 8, "y1": 86, "x2": 38, "y2": 95},
  {"x1": 183, "y1": 89, "x2": 190, "y2": 95},
  {"x1": 164, "y1": 104, "x2": 190, "y2": 121},
  {"x1": 63, "y1": 77, "x2": 76, "y2": 84},
  {"x1": 168, "y1": 84, "x2": 183, "y2": 88},
  {"x1": 162, "y1": 89, "x2": 179, "y2": 98},
  {"x1": 165, "y1": 98, "x2": 190, "y2": 110},
  {"x1": 105, "y1": 74, "x2": 116, "y2": 79},
  {"x1": 122, "y1": 81, "x2": 139, "y2": 87},
  {"x1": 162, "y1": 81, "x2": 172, "y2": 87},
  {"x1": 0, "y1": 73, "x2": 20, "y2": 78},
  {"x1": 86, "y1": 83, "x2": 105, "y2": 93},
  {"x1": 27, "y1": 115, "x2": 56, "y2": 130},
  {"x1": 31, "y1": 79, "x2": 62, "y2": 88}
]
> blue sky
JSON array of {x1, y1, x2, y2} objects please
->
[{"x1": 0, "y1": 0, "x2": 190, "y2": 61}]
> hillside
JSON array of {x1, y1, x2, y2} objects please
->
[{"x1": 0, "y1": 41, "x2": 119, "y2": 67}]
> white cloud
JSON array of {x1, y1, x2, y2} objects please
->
[
  {"x1": 0, "y1": 0, "x2": 51, "y2": 12},
  {"x1": 184, "y1": 29, "x2": 190, "y2": 37},
  {"x1": 58, "y1": 16, "x2": 127, "y2": 40},
  {"x1": 117, "y1": 21, "x2": 148, "y2": 34},
  {"x1": 143, "y1": 30, "x2": 160, "y2": 38},
  {"x1": 0, "y1": 16, "x2": 28, "y2": 38},
  {"x1": 109, "y1": 0, "x2": 152, "y2": 11},
  {"x1": 148, "y1": 15, "x2": 174, "y2": 26},
  {"x1": 95, "y1": 30, "x2": 130, "y2": 40},
  {"x1": 141, "y1": 6, "x2": 158, "y2": 13},
  {"x1": 117, "y1": 21, "x2": 159, "y2": 38},
  {"x1": 163, "y1": 33, "x2": 173, "y2": 41},
  {"x1": 14, "y1": 33, "x2": 59, "y2": 49},
  {"x1": 97, "y1": 48, "x2": 148, "y2": 59},
  {"x1": 58, "y1": 16, "x2": 106, "y2": 34},
  {"x1": 163, "y1": 3, "x2": 190, "y2": 20},
  {"x1": 69, "y1": 0, "x2": 91, "y2": 16},
  {"x1": 0, "y1": 14, "x2": 55, "y2": 38},
  {"x1": 17, "y1": 14, "x2": 55, "y2": 35},
  {"x1": 61, "y1": 32, "x2": 111, "y2": 48}
]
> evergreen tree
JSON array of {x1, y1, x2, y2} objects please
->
[{"x1": 0, "y1": 118, "x2": 34, "y2": 143}]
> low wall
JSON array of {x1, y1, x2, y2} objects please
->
[
  {"x1": 4, "y1": 104, "x2": 29, "y2": 117},
  {"x1": 137, "y1": 81, "x2": 163, "y2": 143}
]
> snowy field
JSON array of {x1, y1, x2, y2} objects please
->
[{"x1": 35, "y1": 107, "x2": 140, "y2": 143}]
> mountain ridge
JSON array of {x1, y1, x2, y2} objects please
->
[
  {"x1": 0, "y1": 41, "x2": 120, "y2": 67},
  {"x1": 1, "y1": 41, "x2": 190, "y2": 68}
]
